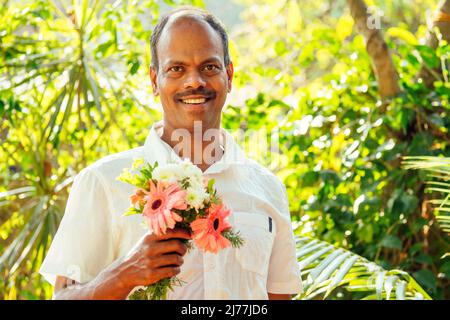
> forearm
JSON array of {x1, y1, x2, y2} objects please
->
[{"x1": 53, "y1": 259, "x2": 134, "y2": 300}]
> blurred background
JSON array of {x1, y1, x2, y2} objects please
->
[{"x1": 0, "y1": 0, "x2": 449, "y2": 299}]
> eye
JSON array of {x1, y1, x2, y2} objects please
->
[
  {"x1": 203, "y1": 64, "x2": 219, "y2": 72},
  {"x1": 169, "y1": 66, "x2": 183, "y2": 72}
]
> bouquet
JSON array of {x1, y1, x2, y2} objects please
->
[{"x1": 117, "y1": 158, "x2": 243, "y2": 300}]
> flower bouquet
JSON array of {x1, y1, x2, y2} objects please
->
[{"x1": 117, "y1": 158, "x2": 243, "y2": 300}]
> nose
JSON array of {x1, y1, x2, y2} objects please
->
[{"x1": 183, "y1": 70, "x2": 206, "y2": 90}]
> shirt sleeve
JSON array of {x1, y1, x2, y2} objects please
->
[
  {"x1": 266, "y1": 178, "x2": 303, "y2": 295},
  {"x1": 39, "y1": 167, "x2": 115, "y2": 286}
]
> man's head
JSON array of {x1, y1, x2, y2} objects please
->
[{"x1": 149, "y1": 7, "x2": 234, "y2": 132}]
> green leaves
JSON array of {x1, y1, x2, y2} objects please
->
[
  {"x1": 1, "y1": 0, "x2": 448, "y2": 300},
  {"x1": 379, "y1": 235, "x2": 402, "y2": 250},
  {"x1": 222, "y1": 229, "x2": 245, "y2": 248},
  {"x1": 415, "y1": 45, "x2": 441, "y2": 69},
  {"x1": 0, "y1": 0, "x2": 193, "y2": 299},
  {"x1": 295, "y1": 236, "x2": 431, "y2": 300},
  {"x1": 403, "y1": 156, "x2": 450, "y2": 235},
  {"x1": 413, "y1": 269, "x2": 437, "y2": 293}
]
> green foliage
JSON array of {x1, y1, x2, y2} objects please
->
[
  {"x1": 403, "y1": 156, "x2": 450, "y2": 238},
  {"x1": 1, "y1": 0, "x2": 448, "y2": 300},
  {"x1": 223, "y1": 0, "x2": 449, "y2": 299},
  {"x1": 129, "y1": 276, "x2": 185, "y2": 300},
  {"x1": 0, "y1": 0, "x2": 202, "y2": 299},
  {"x1": 222, "y1": 229, "x2": 245, "y2": 248},
  {"x1": 294, "y1": 236, "x2": 431, "y2": 300}
]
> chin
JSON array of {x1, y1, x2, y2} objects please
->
[{"x1": 177, "y1": 117, "x2": 217, "y2": 131}]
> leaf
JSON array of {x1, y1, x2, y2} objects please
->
[
  {"x1": 387, "y1": 27, "x2": 418, "y2": 45},
  {"x1": 129, "y1": 58, "x2": 140, "y2": 75},
  {"x1": 274, "y1": 40, "x2": 287, "y2": 56},
  {"x1": 286, "y1": 0, "x2": 302, "y2": 33},
  {"x1": 415, "y1": 45, "x2": 440, "y2": 69},
  {"x1": 295, "y1": 236, "x2": 430, "y2": 300},
  {"x1": 413, "y1": 269, "x2": 436, "y2": 292},
  {"x1": 123, "y1": 207, "x2": 141, "y2": 217},
  {"x1": 207, "y1": 178, "x2": 215, "y2": 194},
  {"x1": 379, "y1": 235, "x2": 402, "y2": 250},
  {"x1": 414, "y1": 254, "x2": 433, "y2": 265},
  {"x1": 336, "y1": 15, "x2": 354, "y2": 41}
]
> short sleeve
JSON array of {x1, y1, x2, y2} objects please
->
[
  {"x1": 266, "y1": 179, "x2": 303, "y2": 295},
  {"x1": 39, "y1": 167, "x2": 115, "y2": 286}
]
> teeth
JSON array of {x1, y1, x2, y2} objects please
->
[{"x1": 182, "y1": 98, "x2": 206, "y2": 104}]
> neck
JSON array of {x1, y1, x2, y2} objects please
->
[{"x1": 160, "y1": 120, "x2": 224, "y2": 172}]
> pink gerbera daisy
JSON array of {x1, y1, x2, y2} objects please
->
[
  {"x1": 143, "y1": 180, "x2": 187, "y2": 235},
  {"x1": 190, "y1": 203, "x2": 232, "y2": 253}
]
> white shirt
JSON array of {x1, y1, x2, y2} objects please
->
[{"x1": 39, "y1": 121, "x2": 302, "y2": 299}]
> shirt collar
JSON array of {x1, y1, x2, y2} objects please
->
[{"x1": 143, "y1": 121, "x2": 246, "y2": 175}]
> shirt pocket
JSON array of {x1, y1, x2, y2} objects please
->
[{"x1": 233, "y1": 211, "x2": 276, "y2": 276}]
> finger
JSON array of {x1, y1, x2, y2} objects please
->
[
  {"x1": 151, "y1": 254, "x2": 184, "y2": 268},
  {"x1": 157, "y1": 228, "x2": 192, "y2": 241},
  {"x1": 152, "y1": 239, "x2": 188, "y2": 256},
  {"x1": 155, "y1": 266, "x2": 181, "y2": 281},
  {"x1": 143, "y1": 228, "x2": 191, "y2": 244}
]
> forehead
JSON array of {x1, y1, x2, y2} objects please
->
[{"x1": 157, "y1": 15, "x2": 224, "y2": 67}]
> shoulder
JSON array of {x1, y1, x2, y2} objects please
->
[
  {"x1": 245, "y1": 158, "x2": 285, "y2": 188},
  {"x1": 77, "y1": 147, "x2": 145, "y2": 186},
  {"x1": 235, "y1": 157, "x2": 287, "y2": 202}
]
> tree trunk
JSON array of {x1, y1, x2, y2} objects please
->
[
  {"x1": 346, "y1": 0, "x2": 402, "y2": 99},
  {"x1": 417, "y1": 0, "x2": 450, "y2": 88}
]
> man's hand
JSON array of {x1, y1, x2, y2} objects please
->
[
  {"x1": 53, "y1": 228, "x2": 191, "y2": 300},
  {"x1": 116, "y1": 228, "x2": 191, "y2": 289}
]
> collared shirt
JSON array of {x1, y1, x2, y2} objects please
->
[{"x1": 39, "y1": 121, "x2": 302, "y2": 299}]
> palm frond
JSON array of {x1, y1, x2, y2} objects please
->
[
  {"x1": 294, "y1": 236, "x2": 431, "y2": 300},
  {"x1": 402, "y1": 156, "x2": 450, "y2": 235}
]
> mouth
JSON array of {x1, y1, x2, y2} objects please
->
[
  {"x1": 177, "y1": 95, "x2": 214, "y2": 111},
  {"x1": 178, "y1": 97, "x2": 213, "y2": 106}
]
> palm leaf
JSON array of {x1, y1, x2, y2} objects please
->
[
  {"x1": 402, "y1": 156, "x2": 450, "y2": 235},
  {"x1": 294, "y1": 235, "x2": 431, "y2": 300}
]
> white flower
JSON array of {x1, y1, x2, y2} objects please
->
[
  {"x1": 174, "y1": 158, "x2": 203, "y2": 186},
  {"x1": 180, "y1": 158, "x2": 202, "y2": 176},
  {"x1": 152, "y1": 163, "x2": 184, "y2": 183},
  {"x1": 185, "y1": 186, "x2": 209, "y2": 210},
  {"x1": 153, "y1": 160, "x2": 207, "y2": 198}
]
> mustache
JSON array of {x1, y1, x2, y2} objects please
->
[{"x1": 174, "y1": 89, "x2": 216, "y2": 100}]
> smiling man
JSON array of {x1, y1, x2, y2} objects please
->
[{"x1": 39, "y1": 6, "x2": 302, "y2": 300}]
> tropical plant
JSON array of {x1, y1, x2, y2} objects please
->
[
  {"x1": 294, "y1": 235, "x2": 431, "y2": 300},
  {"x1": 1, "y1": 0, "x2": 449, "y2": 300},
  {"x1": 231, "y1": 0, "x2": 449, "y2": 299},
  {"x1": 0, "y1": 0, "x2": 198, "y2": 299},
  {"x1": 403, "y1": 156, "x2": 450, "y2": 238}
]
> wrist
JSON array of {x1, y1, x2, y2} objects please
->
[
  {"x1": 90, "y1": 262, "x2": 135, "y2": 300},
  {"x1": 108, "y1": 259, "x2": 138, "y2": 298}
]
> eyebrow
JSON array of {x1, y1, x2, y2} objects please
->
[
  {"x1": 163, "y1": 57, "x2": 223, "y2": 69},
  {"x1": 163, "y1": 60, "x2": 186, "y2": 68},
  {"x1": 200, "y1": 57, "x2": 222, "y2": 65}
]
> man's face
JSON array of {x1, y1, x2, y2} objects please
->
[{"x1": 150, "y1": 16, "x2": 233, "y2": 131}]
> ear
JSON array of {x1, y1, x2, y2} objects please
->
[
  {"x1": 150, "y1": 66, "x2": 159, "y2": 96},
  {"x1": 225, "y1": 61, "x2": 234, "y2": 93}
]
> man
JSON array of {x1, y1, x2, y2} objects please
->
[{"x1": 39, "y1": 6, "x2": 302, "y2": 300}]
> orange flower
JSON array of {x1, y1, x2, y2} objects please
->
[
  {"x1": 143, "y1": 180, "x2": 187, "y2": 235},
  {"x1": 130, "y1": 189, "x2": 147, "y2": 206},
  {"x1": 190, "y1": 203, "x2": 231, "y2": 253}
]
